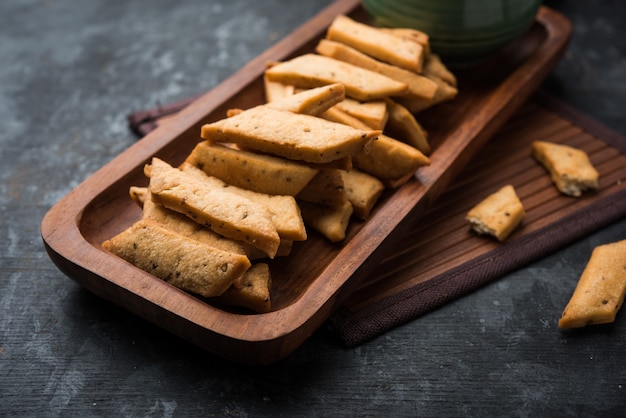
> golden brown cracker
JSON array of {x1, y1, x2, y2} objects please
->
[
  {"x1": 326, "y1": 15, "x2": 425, "y2": 73},
  {"x1": 185, "y1": 141, "x2": 319, "y2": 196},
  {"x1": 559, "y1": 239, "x2": 626, "y2": 328},
  {"x1": 146, "y1": 157, "x2": 280, "y2": 258},
  {"x1": 531, "y1": 141, "x2": 599, "y2": 197},
  {"x1": 264, "y1": 53, "x2": 408, "y2": 101},
  {"x1": 465, "y1": 185, "x2": 526, "y2": 242},
  {"x1": 102, "y1": 219, "x2": 251, "y2": 297},
  {"x1": 201, "y1": 105, "x2": 379, "y2": 164}
]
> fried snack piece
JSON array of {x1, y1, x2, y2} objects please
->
[
  {"x1": 326, "y1": 15, "x2": 425, "y2": 73},
  {"x1": 315, "y1": 39, "x2": 437, "y2": 101},
  {"x1": 384, "y1": 98, "x2": 431, "y2": 155},
  {"x1": 138, "y1": 190, "x2": 266, "y2": 259},
  {"x1": 146, "y1": 158, "x2": 280, "y2": 258},
  {"x1": 264, "y1": 54, "x2": 408, "y2": 101},
  {"x1": 531, "y1": 141, "x2": 599, "y2": 197},
  {"x1": 465, "y1": 185, "x2": 525, "y2": 242},
  {"x1": 102, "y1": 219, "x2": 251, "y2": 297},
  {"x1": 213, "y1": 263, "x2": 272, "y2": 313},
  {"x1": 559, "y1": 239, "x2": 626, "y2": 329},
  {"x1": 334, "y1": 98, "x2": 388, "y2": 130},
  {"x1": 129, "y1": 186, "x2": 148, "y2": 207},
  {"x1": 341, "y1": 168, "x2": 385, "y2": 220},
  {"x1": 184, "y1": 141, "x2": 319, "y2": 196},
  {"x1": 319, "y1": 105, "x2": 430, "y2": 185},
  {"x1": 297, "y1": 168, "x2": 347, "y2": 206},
  {"x1": 299, "y1": 200, "x2": 353, "y2": 242},
  {"x1": 422, "y1": 53, "x2": 457, "y2": 87},
  {"x1": 264, "y1": 74, "x2": 295, "y2": 102},
  {"x1": 180, "y1": 162, "x2": 307, "y2": 242},
  {"x1": 379, "y1": 27, "x2": 431, "y2": 55},
  {"x1": 266, "y1": 83, "x2": 346, "y2": 116},
  {"x1": 353, "y1": 134, "x2": 431, "y2": 186},
  {"x1": 395, "y1": 74, "x2": 458, "y2": 114},
  {"x1": 201, "y1": 105, "x2": 379, "y2": 164}
]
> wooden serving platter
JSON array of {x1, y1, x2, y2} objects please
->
[{"x1": 41, "y1": 0, "x2": 572, "y2": 364}]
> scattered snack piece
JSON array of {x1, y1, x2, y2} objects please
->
[
  {"x1": 299, "y1": 200, "x2": 354, "y2": 242},
  {"x1": 185, "y1": 141, "x2": 319, "y2": 196},
  {"x1": 379, "y1": 27, "x2": 431, "y2": 55},
  {"x1": 531, "y1": 141, "x2": 599, "y2": 197},
  {"x1": 326, "y1": 14, "x2": 425, "y2": 73},
  {"x1": 102, "y1": 219, "x2": 251, "y2": 297},
  {"x1": 558, "y1": 239, "x2": 626, "y2": 329},
  {"x1": 201, "y1": 105, "x2": 380, "y2": 164},
  {"x1": 315, "y1": 39, "x2": 438, "y2": 101},
  {"x1": 466, "y1": 185, "x2": 526, "y2": 241},
  {"x1": 264, "y1": 54, "x2": 409, "y2": 101},
  {"x1": 146, "y1": 157, "x2": 281, "y2": 258},
  {"x1": 341, "y1": 168, "x2": 385, "y2": 219},
  {"x1": 213, "y1": 263, "x2": 272, "y2": 313}
]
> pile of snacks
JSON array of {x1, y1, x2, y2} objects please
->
[{"x1": 102, "y1": 14, "x2": 459, "y2": 313}]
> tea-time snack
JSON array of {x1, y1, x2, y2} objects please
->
[
  {"x1": 297, "y1": 168, "x2": 347, "y2": 206},
  {"x1": 326, "y1": 14, "x2": 425, "y2": 73},
  {"x1": 299, "y1": 200, "x2": 354, "y2": 242},
  {"x1": 558, "y1": 239, "x2": 626, "y2": 329},
  {"x1": 341, "y1": 168, "x2": 385, "y2": 220},
  {"x1": 179, "y1": 162, "x2": 307, "y2": 242},
  {"x1": 380, "y1": 27, "x2": 430, "y2": 55},
  {"x1": 102, "y1": 219, "x2": 251, "y2": 297},
  {"x1": 384, "y1": 98, "x2": 431, "y2": 155},
  {"x1": 146, "y1": 157, "x2": 281, "y2": 258},
  {"x1": 185, "y1": 141, "x2": 319, "y2": 196},
  {"x1": 315, "y1": 39, "x2": 438, "y2": 101},
  {"x1": 353, "y1": 134, "x2": 431, "y2": 186},
  {"x1": 264, "y1": 54, "x2": 409, "y2": 101},
  {"x1": 141, "y1": 189, "x2": 266, "y2": 259},
  {"x1": 466, "y1": 185, "x2": 526, "y2": 241},
  {"x1": 531, "y1": 141, "x2": 599, "y2": 197},
  {"x1": 266, "y1": 83, "x2": 346, "y2": 115},
  {"x1": 213, "y1": 263, "x2": 273, "y2": 313},
  {"x1": 334, "y1": 98, "x2": 388, "y2": 130},
  {"x1": 201, "y1": 105, "x2": 380, "y2": 164}
]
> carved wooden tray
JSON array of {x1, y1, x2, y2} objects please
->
[{"x1": 41, "y1": 0, "x2": 572, "y2": 364}]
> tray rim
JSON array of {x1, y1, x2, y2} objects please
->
[{"x1": 41, "y1": 0, "x2": 572, "y2": 364}]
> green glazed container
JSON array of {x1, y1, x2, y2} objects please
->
[{"x1": 362, "y1": 0, "x2": 541, "y2": 66}]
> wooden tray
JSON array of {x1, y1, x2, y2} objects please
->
[{"x1": 41, "y1": 0, "x2": 572, "y2": 365}]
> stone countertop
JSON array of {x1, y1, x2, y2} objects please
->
[{"x1": 2, "y1": 0, "x2": 625, "y2": 416}]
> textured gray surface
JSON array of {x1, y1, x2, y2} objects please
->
[{"x1": 2, "y1": 0, "x2": 626, "y2": 416}]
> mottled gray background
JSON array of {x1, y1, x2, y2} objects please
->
[{"x1": 2, "y1": 0, "x2": 625, "y2": 416}]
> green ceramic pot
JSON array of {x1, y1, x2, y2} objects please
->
[{"x1": 362, "y1": 0, "x2": 541, "y2": 66}]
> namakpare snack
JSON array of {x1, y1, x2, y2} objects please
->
[
  {"x1": 531, "y1": 140, "x2": 599, "y2": 197},
  {"x1": 466, "y1": 185, "x2": 526, "y2": 241},
  {"x1": 558, "y1": 239, "x2": 626, "y2": 329}
]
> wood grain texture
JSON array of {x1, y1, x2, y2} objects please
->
[{"x1": 41, "y1": 1, "x2": 571, "y2": 364}]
